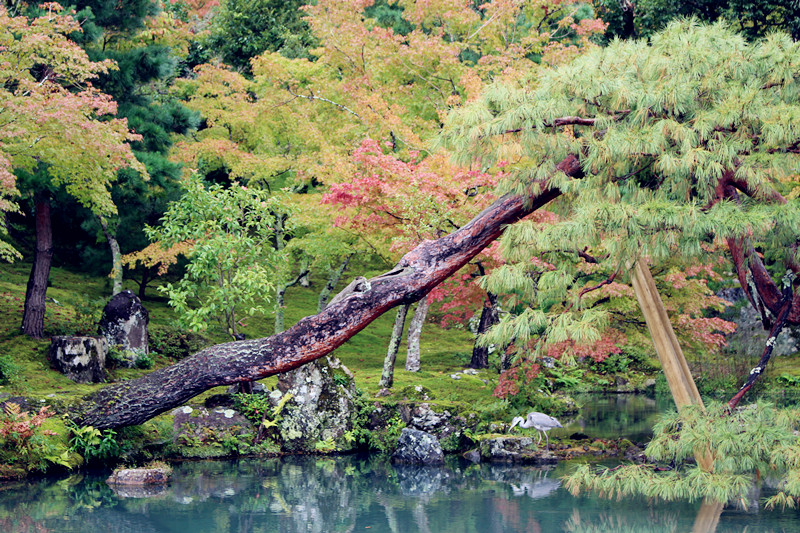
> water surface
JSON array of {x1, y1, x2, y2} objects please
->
[{"x1": 2, "y1": 456, "x2": 799, "y2": 533}]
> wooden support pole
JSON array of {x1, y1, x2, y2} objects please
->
[{"x1": 630, "y1": 260, "x2": 713, "y2": 472}]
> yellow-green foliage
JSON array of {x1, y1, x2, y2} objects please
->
[{"x1": 565, "y1": 402, "x2": 800, "y2": 508}]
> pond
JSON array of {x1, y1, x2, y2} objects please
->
[
  {"x1": 2, "y1": 455, "x2": 800, "y2": 533},
  {"x1": 562, "y1": 393, "x2": 674, "y2": 442}
]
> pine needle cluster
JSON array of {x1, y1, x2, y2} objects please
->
[
  {"x1": 441, "y1": 19, "x2": 800, "y2": 366},
  {"x1": 564, "y1": 402, "x2": 800, "y2": 509}
]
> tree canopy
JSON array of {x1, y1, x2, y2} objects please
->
[{"x1": 442, "y1": 19, "x2": 800, "y2": 367}]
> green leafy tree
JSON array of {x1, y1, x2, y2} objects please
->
[
  {"x1": 0, "y1": 4, "x2": 145, "y2": 337},
  {"x1": 149, "y1": 176, "x2": 282, "y2": 339},
  {"x1": 68, "y1": 0, "x2": 200, "y2": 295},
  {"x1": 595, "y1": 0, "x2": 800, "y2": 40},
  {"x1": 207, "y1": 0, "x2": 315, "y2": 71}
]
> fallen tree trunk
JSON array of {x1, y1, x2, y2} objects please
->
[
  {"x1": 71, "y1": 153, "x2": 800, "y2": 429},
  {"x1": 71, "y1": 158, "x2": 574, "y2": 428}
]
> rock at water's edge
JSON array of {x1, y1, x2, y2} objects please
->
[
  {"x1": 107, "y1": 468, "x2": 170, "y2": 485},
  {"x1": 391, "y1": 428, "x2": 444, "y2": 465}
]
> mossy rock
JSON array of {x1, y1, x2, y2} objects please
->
[{"x1": 397, "y1": 385, "x2": 435, "y2": 401}]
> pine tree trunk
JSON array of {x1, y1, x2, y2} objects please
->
[
  {"x1": 405, "y1": 297, "x2": 430, "y2": 372},
  {"x1": 317, "y1": 255, "x2": 352, "y2": 312},
  {"x1": 98, "y1": 215, "x2": 122, "y2": 295},
  {"x1": 469, "y1": 292, "x2": 499, "y2": 369},
  {"x1": 21, "y1": 194, "x2": 54, "y2": 338},
  {"x1": 379, "y1": 304, "x2": 410, "y2": 389},
  {"x1": 71, "y1": 156, "x2": 578, "y2": 428}
]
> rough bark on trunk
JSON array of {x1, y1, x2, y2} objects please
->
[
  {"x1": 67, "y1": 153, "x2": 800, "y2": 429},
  {"x1": 71, "y1": 159, "x2": 573, "y2": 428},
  {"x1": 727, "y1": 272, "x2": 795, "y2": 411},
  {"x1": 317, "y1": 255, "x2": 352, "y2": 313},
  {"x1": 22, "y1": 194, "x2": 54, "y2": 338},
  {"x1": 98, "y1": 215, "x2": 122, "y2": 296},
  {"x1": 469, "y1": 292, "x2": 499, "y2": 369},
  {"x1": 379, "y1": 304, "x2": 410, "y2": 389},
  {"x1": 405, "y1": 297, "x2": 429, "y2": 372}
]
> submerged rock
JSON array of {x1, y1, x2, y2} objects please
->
[
  {"x1": 479, "y1": 436, "x2": 558, "y2": 465},
  {"x1": 107, "y1": 467, "x2": 170, "y2": 486},
  {"x1": 391, "y1": 428, "x2": 444, "y2": 465}
]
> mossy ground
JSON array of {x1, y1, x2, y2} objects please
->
[
  {"x1": 1, "y1": 259, "x2": 795, "y2": 468},
  {"x1": 0, "y1": 259, "x2": 486, "y2": 411}
]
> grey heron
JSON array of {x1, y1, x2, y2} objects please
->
[{"x1": 509, "y1": 412, "x2": 562, "y2": 449}]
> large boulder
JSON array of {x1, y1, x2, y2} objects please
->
[
  {"x1": 48, "y1": 336, "x2": 107, "y2": 383},
  {"x1": 275, "y1": 357, "x2": 358, "y2": 453},
  {"x1": 98, "y1": 290, "x2": 149, "y2": 367},
  {"x1": 719, "y1": 287, "x2": 800, "y2": 357},
  {"x1": 171, "y1": 405, "x2": 253, "y2": 457},
  {"x1": 391, "y1": 428, "x2": 444, "y2": 465},
  {"x1": 400, "y1": 402, "x2": 479, "y2": 452}
]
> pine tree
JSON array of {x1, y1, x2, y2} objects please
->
[{"x1": 442, "y1": 19, "x2": 800, "y2": 373}]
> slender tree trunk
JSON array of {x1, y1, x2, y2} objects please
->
[
  {"x1": 22, "y1": 193, "x2": 53, "y2": 338},
  {"x1": 379, "y1": 304, "x2": 410, "y2": 389},
  {"x1": 405, "y1": 297, "x2": 430, "y2": 372},
  {"x1": 136, "y1": 267, "x2": 152, "y2": 301},
  {"x1": 98, "y1": 215, "x2": 122, "y2": 295},
  {"x1": 275, "y1": 262, "x2": 310, "y2": 336},
  {"x1": 619, "y1": 0, "x2": 636, "y2": 39},
  {"x1": 727, "y1": 272, "x2": 795, "y2": 411},
  {"x1": 273, "y1": 215, "x2": 287, "y2": 335},
  {"x1": 469, "y1": 292, "x2": 499, "y2": 369},
  {"x1": 274, "y1": 285, "x2": 287, "y2": 336},
  {"x1": 317, "y1": 254, "x2": 352, "y2": 312}
]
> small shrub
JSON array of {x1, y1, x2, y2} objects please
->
[
  {"x1": 0, "y1": 403, "x2": 71, "y2": 476},
  {"x1": 65, "y1": 420, "x2": 122, "y2": 464},
  {"x1": 0, "y1": 355, "x2": 20, "y2": 385},
  {"x1": 777, "y1": 374, "x2": 800, "y2": 388},
  {"x1": 134, "y1": 350, "x2": 154, "y2": 369},
  {"x1": 149, "y1": 324, "x2": 210, "y2": 360},
  {"x1": 233, "y1": 392, "x2": 294, "y2": 444},
  {"x1": 106, "y1": 346, "x2": 153, "y2": 369}
]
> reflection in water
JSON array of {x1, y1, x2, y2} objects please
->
[
  {"x1": 509, "y1": 469, "x2": 561, "y2": 499},
  {"x1": 566, "y1": 394, "x2": 672, "y2": 442},
  {"x1": 0, "y1": 456, "x2": 798, "y2": 533}
]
